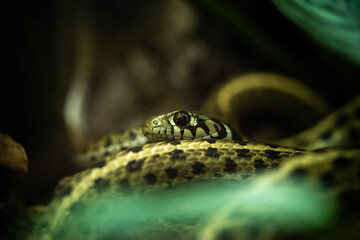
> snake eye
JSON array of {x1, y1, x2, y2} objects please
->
[{"x1": 173, "y1": 111, "x2": 191, "y2": 126}]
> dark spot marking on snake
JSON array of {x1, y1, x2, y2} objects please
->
[
  {"x1": 170, "y1": 149, "x2": 186, "y2": 160},
  {"x1": 333, "y1": 156, "x2": 351, "y2": 169},
  {"x1": 104, "y1": 138, "x2": 112, "y2": 147},
  {"x1": 90, "y1": 156, "x2": 96, "y2": 162},
  {"x1": 153, "y1": 154, "x2": 160, "y2": 159},
  {"x1": 320, "y1": 129, "x2": 332, "y2": 140},
  {"x1": 103, "y1": 151, "x2": 111, "y2": 157},
  {"x1": 180, "y1": 127, "x2": 185, "y2": 139},
  {"x1": 265, "y1": 150, "x2": 281, "y2": 159},
  {"x1": 145, "y1": 173, "x2": 157, "y2": 184},
  {"x1": 127, "y1": 146, "x2": 143, "y2": 153},
  {"x1": 170, "y1": 125, "x2": 174, "y2": 135},
  {"x1": 169, "y1": 140, "x2": 181, "y2": 145},
  {"x1": 171, "y1": 149, "x2": 184, "y2": 154},
  {"x1": 57, "y1": 185, "x2": 73, "y2": 198},
  {"x1": 266, "y1": 143, "x2": 279, "y2": 148},
  {"x1": 254, "y1": 159, "x2": 267, "y2": 171},
  {"x1": 224, "y1": 158, "x2": 237, "y2": 173},
  {"x1": 166, "y1": 168, "x2": 178, "y2": 179},
  {"x1": 205, "y1": 147, "x2": 219, "y2": 157},
  {"x1": 129, "y1": 131, "x2": 137, "y2": 140},
  {"x1": 126, "y1": 159, "x2": 144, "y2": 172},
  {"x1": 211, "y1": 118, "x2": 227, "y2": 139},
  {"x1": 92, "y1": 160, "x2": 106, "y2": 168},
  {"x1": 192, "y1": 161, "x2": 205, "y2": 174},
  {"x1": 236, "y1": 140, "x2": 248, "y2": 146},
  {"x1": 195, "y1": 116, "x2": 210, "y2": 135},
  {"x1": 184, "y1": 125, "x2": 197, "y2": 138},
  {"x1": 214, "y1": 124, "x2": 220, "y2": 134},
  {"x1": 205, "y1": 139, "x2": 216, "y2": 144},
  {"x1": 185, "y1": 176, "x2": 193, "y2": 180},
  {"x1": 94, "y1": 178, "x2": 109, "y2": 192},
  {"x1": 236, "y1": 149, "x2": 251, "y2": 158}
]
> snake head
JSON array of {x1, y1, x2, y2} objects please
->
[{"x1": 142, "y1": 110, "x2": 239, "y2": 141}]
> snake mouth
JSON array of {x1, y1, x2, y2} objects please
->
[
  {"x1": 142, "y1": 126, "x2": 152, "y2": 135},
  {"x1": 142, "y1": 127, "x2": 155, "y2": 141},
  {"x1": 144, "y1": 133, "x2": 174, "y2": 142},
  {"x1": 142, "y1": 126, "x2": 172, "y2": 142}
]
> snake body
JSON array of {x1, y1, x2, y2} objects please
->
[
  {"x1": 34, "y1": 140, "x2": 308, "y2": 239},
  {"x1": 74, "y1": 127, "x2": 148, "y2": 170},
  {"x1": 30, "y1": 74, "x2": 360, "y2": 239}
]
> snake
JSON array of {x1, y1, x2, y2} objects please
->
[{"x1": 28, "y1": 73, "x2": 360, "y2": 240}]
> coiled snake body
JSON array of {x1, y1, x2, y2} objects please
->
[{"x1": 31, "y1": 74, "x2": 360, "y2": 240}]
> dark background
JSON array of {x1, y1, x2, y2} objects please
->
[{"x1": 2, "y1": 0, "x2": 359, "y2": 207}]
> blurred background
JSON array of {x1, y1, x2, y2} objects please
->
[{"x1": 1, "y1": 0, "x2": 359, "y2": 208}]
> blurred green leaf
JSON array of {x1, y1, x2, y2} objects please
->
[
  {"x1": 273, "y1": 0, "x2": 360, "y2": 66},
  {"x1": 36, "y1": 178, "x2": 336, "y2": 239}
]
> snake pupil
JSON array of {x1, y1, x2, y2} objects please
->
[{"x1": 173, "y1": 111, "x2": 190, "y2": 126}]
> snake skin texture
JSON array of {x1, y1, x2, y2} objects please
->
[
  {"x1": 74, "y1": 127, "x2": 148, "y2": 170},
  {"x1": 30, "y1": 92, "x2": 360, "y2": 239},
  {"x1": 33, "y1": 139, "x2": 307, "y2": 238}
]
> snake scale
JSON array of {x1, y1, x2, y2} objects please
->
[{"x1": 29, "y1": 74, "x2": 360, "y2": 240}]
